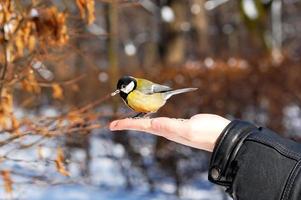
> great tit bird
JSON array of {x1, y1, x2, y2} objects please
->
[{"x1": 111, "y1": 76, "x2": 197, "y2": 116}]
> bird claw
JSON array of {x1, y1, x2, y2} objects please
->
[{"x1": 131, "y1": 112, "x2": 154, "y2": 119}]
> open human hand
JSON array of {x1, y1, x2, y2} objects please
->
[{"x1": 109, "y1": 114, "x2": 230, "y2": 152}]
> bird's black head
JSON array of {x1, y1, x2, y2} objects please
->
[{"x1": 116, "y1": 76, "x2": 137, "y2": 100}]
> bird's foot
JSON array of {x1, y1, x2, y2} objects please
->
[
  {"x1": 131, "y1": 112, "x2": 146, "y2": 119},
  {"x1": 131, "y1": 112, "x2": 154, "y2": 119}
]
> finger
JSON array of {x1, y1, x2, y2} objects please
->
[
  {"x1": 110, "y1": 118, "x2": 153, "y2": 132},
  {"x1": 110, "y1": 117, "x2": 189, "y2": 136},
  {"x1": 149, "y1": 117, "x2": 189, "y2": 135}
]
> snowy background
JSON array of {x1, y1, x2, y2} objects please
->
[{"x1": 0, "y1": 108, "x2": 229, "y2": 200}]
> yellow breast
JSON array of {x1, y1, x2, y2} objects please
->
[{"x1": 126, "y1": 91, "x2": 166, "y2": 113}]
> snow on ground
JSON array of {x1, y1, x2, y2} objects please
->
[
  {"x1": 0, "y1": 107, "x2": 229, "y2": 199},
  {"x1": 0, "y1": 131, "x2": 227, "y2": 200}
]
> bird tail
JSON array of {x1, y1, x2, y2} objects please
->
[{"x1": 164, "y1": 88, "x2": 198, "y2": 100}]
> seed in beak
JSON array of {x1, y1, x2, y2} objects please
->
[{"x1": 111, "y1": 90, "x2": 120, "y2": 96}]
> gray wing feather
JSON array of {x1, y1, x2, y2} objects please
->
[
  {"x1": 136, "y1": 78, "x2": 172, "y2": 94},
  {"x1": 150, "y1": 84, "x2": 172, "y2": 93},
  {"x1": 163, "y1": 88, "x2": 198, "y2": 100}
]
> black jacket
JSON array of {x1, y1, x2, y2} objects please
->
[{"x1": 209, "y1": 120, "x2": 301, "y2": 200}]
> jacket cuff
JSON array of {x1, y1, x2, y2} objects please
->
[{"x1": 208, "y1": 120, "x2": 258, "y2": 186}]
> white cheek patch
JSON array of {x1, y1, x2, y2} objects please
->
[{"x1": 121, "y1": 81, "x2": 135, "y2": 94}]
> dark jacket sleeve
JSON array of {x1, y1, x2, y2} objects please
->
[{"x1": 208, "y1": 120, "x2": 301, "y2": 200}]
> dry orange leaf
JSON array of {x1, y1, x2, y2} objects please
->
[
  {"x1": 1, "y1": 170, "x2": 13, "y2": 194},
  {"x1": 55, "y1": 147, "x2": 70, "y2": 176},
  {"x1": 0, "y1": 88, "x2": 13, "y2": 129},
  {"x1": 52, "y1": 83, "x2": 63, "y2": 100},
  {"x1": 34, "y1": 6, "x2": 69, "y2": 46},
  {"x1": 11, "y1": 116, "x2": 20, "y2": 132},
  {"x1": 76, "y1": 0, "x2": 86, "y2": 19},
  {"x1": 68, "y1": 112, "x2": 84, "y2": 125},
  {"x1": 21, "y1": 71, "x2": 41, "y2": 94},
  {"x1": 76, "y1": 0, "x2": 95, "y2": 24}
]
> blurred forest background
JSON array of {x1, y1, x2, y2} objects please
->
[{"x1": 0, "y1": 0, "x2": 301, "y2": 199}]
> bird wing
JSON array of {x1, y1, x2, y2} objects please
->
[{"x1": 136, "y1": 78, "x2": 172, "y2": 94}]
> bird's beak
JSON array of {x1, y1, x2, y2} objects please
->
[{"x1": 111, "y1": 89, "x2": 120, "y2": 96}]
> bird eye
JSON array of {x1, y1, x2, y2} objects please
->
[{"x1": 121, "y1": 85, "x2": 125, "y2": 89}]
